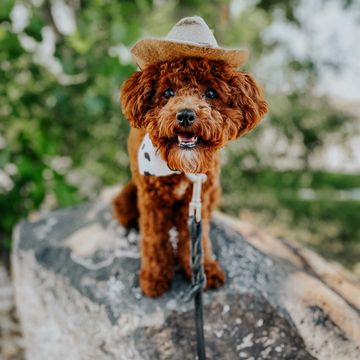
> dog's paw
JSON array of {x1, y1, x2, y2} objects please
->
[
  {"x1": 140, "y1": 270, "x2": 172, "y2": 297},
  {"x1": 204, "y1": 260, "x2": 225, "y2": 289}
]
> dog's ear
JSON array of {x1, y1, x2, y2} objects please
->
[
  {"x1": 231, "y1": 72, "x2": 268, "y2": 137},
  {"x1": 120, "y1": 68, "x2": 156, "y2": 128}
]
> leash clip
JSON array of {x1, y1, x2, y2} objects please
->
[{"x1": 186, "y1": 173, "x2": 207, "y2": 223}]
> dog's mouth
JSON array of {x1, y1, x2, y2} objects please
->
[{"x1": 177, "y1": 132, "x2": 199, "y2": 149}]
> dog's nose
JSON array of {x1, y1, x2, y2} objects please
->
[{"x1": 176, "y1": 109, "x2": 196, "y2": 127}]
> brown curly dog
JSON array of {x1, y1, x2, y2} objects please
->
[{"x1": 113, "y1": 58, "x2": 267, "y2": 297}]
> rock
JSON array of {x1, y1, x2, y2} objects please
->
[
  {"x1": 0, "y1": 265, "x2": 24, "y2": 360},
  {"x1": 12, "y1": 189, "x2": 360, "y2": 360}
]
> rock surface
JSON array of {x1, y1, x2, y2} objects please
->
[
  {"x1": 12, "y1": 189, "x2": 360, "y2": 360},
  {"x1": 0, "y1": 265, "x2": 24, "y2": 360}
]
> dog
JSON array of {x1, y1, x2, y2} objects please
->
[{"x1": 113, "y1": 17, "x2": 267, "y2": 297}]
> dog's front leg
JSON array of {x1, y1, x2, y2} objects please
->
[{"x1": 137, "y1": 186, "x2": 175, "y2": 297}]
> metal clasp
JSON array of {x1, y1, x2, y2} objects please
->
[{"x1": 186, "y1": 173, "x2": 207, "y2": 223}]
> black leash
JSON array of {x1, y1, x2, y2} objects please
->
[
  {"x1": 184, "y1": 174, "x2": 207, "y2": 360},
  {"x1": 189, "y1": 216, "x2": 206, "y2": 360}
]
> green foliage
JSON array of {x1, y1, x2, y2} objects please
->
[
  {"x1": 0, "y1": 0, "x2": 137, "y2": 247},
  {"x1": 221, "y1": 168, "x2": 360, "y2": 266},
  {"x1": 0, "y1": 0, "x2": 358, "y2": 270}
]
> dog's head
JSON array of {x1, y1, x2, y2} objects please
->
[{"x1": 121, "y1": 58, "x2": 268, "y2": 173}]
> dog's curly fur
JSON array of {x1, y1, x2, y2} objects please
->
[{"x1": 113, "y1": 58, "x2": 267, "y2": 297}]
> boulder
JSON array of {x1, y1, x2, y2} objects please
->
[{"x1": 12, "y1": 188, "x2": 360, "y2": 360}]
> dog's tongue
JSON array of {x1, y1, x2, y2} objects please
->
[{"x1": 178, "y1": 133, "x2": 198, "y2": 143}]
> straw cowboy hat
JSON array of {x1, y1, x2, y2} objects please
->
[{"x1": 131, "y1": 16, "x2": 249, "y2": 69}]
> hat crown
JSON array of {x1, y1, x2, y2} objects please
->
[
  {"x1": 130, "y1": 16, "x2": 249, "y2": 69},
  {"x1": 165, "y1": 16, "x2": 218, "y2": 48}
]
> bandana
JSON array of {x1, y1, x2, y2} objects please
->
[{"x1": 138, "y1": 134, "x2": 181, "y2": 176}]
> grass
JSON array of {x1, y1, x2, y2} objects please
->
[{"x1": 220, "y1": 168, "x2": 360, "y2": 272}]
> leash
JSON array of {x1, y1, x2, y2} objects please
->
[{"x1": 185, "y1": 173, "x2": 207, "y2": 360}]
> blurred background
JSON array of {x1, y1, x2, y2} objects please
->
[
  {"x1": 1, "y1": 0, "x2": 360, "y2": 276},
  {"x1": 0, "y1": 0, "x2": 359, "y2": 357}
]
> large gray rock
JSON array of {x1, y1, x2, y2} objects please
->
[{"x1": 12, "y1": 189, "x2": 360, "y2": 360}]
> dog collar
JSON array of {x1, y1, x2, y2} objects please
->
[{"x1": 138, "y1": 134, "x2": 181, "y2": 177}]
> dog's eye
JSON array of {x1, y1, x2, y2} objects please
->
[
  {"x1": 205, "y1": 88, "x2": 217, "y2": 99},
  {"x1": 163, "y1": 88, "x2": 175, "y2": 99}
]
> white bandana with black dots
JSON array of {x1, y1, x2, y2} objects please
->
[{"x1": 138, "y1": 134, "x2": 181, "y2": 177}]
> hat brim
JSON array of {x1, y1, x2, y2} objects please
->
[{"x1": 131, "y1": 39, "x2": 249, "y2": 69}]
